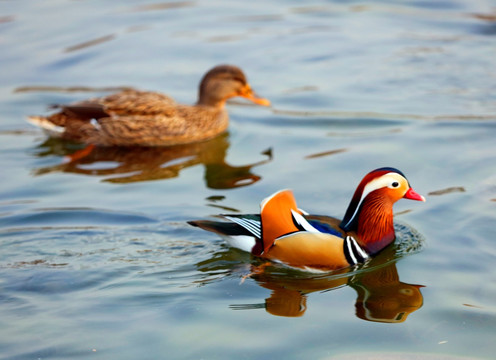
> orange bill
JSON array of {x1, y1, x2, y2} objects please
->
[{"x1": 241, "y1": 85, "x2": 271, "y2": 106}]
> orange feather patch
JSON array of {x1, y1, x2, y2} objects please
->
[
  {"x1": 264, "y1": 232, "x2": 350, "y2": 270},
  {"x1": 260, "y1": 190, "x2": 302, "y2": 253}
]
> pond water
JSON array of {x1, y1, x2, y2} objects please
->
[{"x1": 1, "y1": 0, "x2": 495, "y2": 359}]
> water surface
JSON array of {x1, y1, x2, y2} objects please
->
[{"x1": 1, "y1": 1, "x2": 495, "y2": 359}]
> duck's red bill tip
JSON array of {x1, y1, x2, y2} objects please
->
[{"x1": 404, "y1": 188, "x2": 426, "y2": 202}]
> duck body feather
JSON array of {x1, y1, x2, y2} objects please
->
[{"x1": 29, "y1": 90, "x2": 228, "y2": 146}]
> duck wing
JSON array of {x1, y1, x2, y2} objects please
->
[
  {"x1": 98, "y1": 89, "x2": 177, "y2": 117},
  {"x1": 56, "y1": 90, "x2": 176, "y2": 120},
  {"x1": 92, "y1": 104, "x2": 224, "y2": 146}
]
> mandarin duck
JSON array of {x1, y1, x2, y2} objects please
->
[
  {"x1": 27, "y1": 65, "x2": 270, "y2": 146},
  {"x1": 189, "y1": 167, "x2": 425, "y2": 271}
]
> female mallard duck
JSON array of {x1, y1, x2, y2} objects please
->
[
  {"x1": 27, "y1": 65, "x2": 270, "y2": 146},
  {"x1": 189, "y1": 167, "x2": 425, "y2": 271}
]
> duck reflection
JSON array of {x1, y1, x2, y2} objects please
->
[
  {"x1": 351, "y1": 263, "x2": 423, "y2": 323},
  {"x1": 32, "y1": 132, "x2": 271, "y2": 188},
  {"x1": 197, "y1": 245, "x2": 423, "y2": 323},
  {"x1": 248, "y1": 262, "x2": 423, "y2": 322}
]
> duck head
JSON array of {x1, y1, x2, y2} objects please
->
[
  {"x1": 197, "y1": 65, "x2": 270, "y2": 108},
  {"x1": 339, "y1": 167, "x2": 425, "y2": 254}
]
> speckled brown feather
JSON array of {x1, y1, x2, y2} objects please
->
[
  {"x1": 78, "y1": 105, "x2": 227, "y2": 146},
  {"x1": 35, "y1": 90, "x2": 227, "y2": 146},
  {"x1": 99, "y1": 90, "x2": 176, "y2": 116}
]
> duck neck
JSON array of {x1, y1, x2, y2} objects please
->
[
  {"x1": 197, "y1": 81, "x2": 227, "y2": 108},
  {"x1": 355, "y1": 194, "x2": 396, "y2": 255},
  {"x1": 197, "y1": 94, "x2": 226, "y2": 108}
]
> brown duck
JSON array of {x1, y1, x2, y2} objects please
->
[{"x1": 27, "y1": 65, "x2": 270, "y2": 146}]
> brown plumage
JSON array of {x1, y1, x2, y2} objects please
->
[{"x1": 27, "y1": 65, "x2": 270, "y2": 146}]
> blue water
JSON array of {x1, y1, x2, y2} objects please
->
[{"x1": 1, "y1": 1, "x2": 495, "y2": 359}]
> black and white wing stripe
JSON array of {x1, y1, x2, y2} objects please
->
[
  {"x1": 224, "y1": 216, "x2": 261, "y2": 239},
  {"x1": 343, "y1": 236, "x2": 369, "y2": 265},
  {"x1": 224, "y1": 210, "x2": 319, "y2": 240}
]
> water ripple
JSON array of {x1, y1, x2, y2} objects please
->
[{"x1": 0, "y1": 207, "x2": 157, "y2": 229}]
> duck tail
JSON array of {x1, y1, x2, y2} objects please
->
[
  {"x1": 188, "y1": 219, "x2": 245, "y2": 236},
  {"x1": 27, "y1": 116, "x2": 65, "y2": 137},
  {"x1": 188, "y1": 219, "x2": 260, "y2": 254}
]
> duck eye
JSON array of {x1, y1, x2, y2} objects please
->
[{"x1": 391, "y1": 181, "x2": 399, "y2": 188}]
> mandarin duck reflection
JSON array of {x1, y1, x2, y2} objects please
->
[
  {"x1": 189, "y1": 167, "x2": 425, "y2": 271},
  {"x1": 28, "y1": 65, "x2": 270, "y2": 146},
  {"x1": 231, "y1": 261, "x2": 423, "y2": 321},
  {"x1": 351, "y1": 264, "x2": 424, "y2": 323}
]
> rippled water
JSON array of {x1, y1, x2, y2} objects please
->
[{"x1": 1, "y1": 1, "x2": 495, "y2": 359}]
